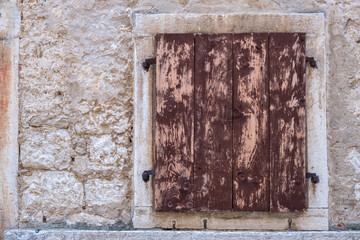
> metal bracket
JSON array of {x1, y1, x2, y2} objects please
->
[
  {"x1": 306, "y1": 57, "x2": 317, "y2": 68},
  {"x1": 306, "y1": 172, "x2": 320, "y2": 183},
  {"x1": 142, "y1": 57, "x2": 156, "y2": 71},
  {"x1": 142, "y1": 170, "x2": 155, "y2": 182}
]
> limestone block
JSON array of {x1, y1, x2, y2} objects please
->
[
  {"x1": 71, "y1": 156, "x2": 88, "y2": 176},
  {"x1": 29, "y1": 115, "x2": 70, "y2": 129},
  {"x1": 4, "y1": 230, "x2": 360, "y2": 240},
  {"x1": 66, "y1": 213, "x2": 116, "y2": 227},
  {"x1": 73, "y1": 139, "x2": 87, "y2": 156},
  {"x1": 88, "y1": 135, "x2": 127, "y2": 171},
  {"x1": 73, "y1": 100, "x2": 132, "y2": 135},
  {"x1": 20, "y1": 130, "x2": 72, "y2": 170},
  {"x1": 85, "y1": 178, "x2": 127, "y2": 219},
  {"x1": 19, "y1": 171, "x2": 83, "y2": 225},
  {"x1": 88, "y1": 135, "x2": 117, "y2": 170}
]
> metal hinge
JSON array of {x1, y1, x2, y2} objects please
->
[
  {"x1": 142, "y1": 170, "x2": 155, "y2": 182},
  {"x1": 306, "y1": 57, "x2": 317, "y2": 68},
  {"x1": 306, "y1": 172, "x2": 319, "y2": 183},
  {"x1": 142, "y1": 57, "x2": 156, "y2": 71}
]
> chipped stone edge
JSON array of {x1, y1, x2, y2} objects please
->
[
  {"x1": 133, "y1": 13, "x2": 328, "y2": 230},
  {"x1": 0, "y1": 1, "x2": 20, "y2": 238}
]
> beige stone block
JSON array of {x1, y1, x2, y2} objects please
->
[
  {"x1": 20, "y1": 130, "x2": 72, "y2": 170},
  {"x1": 19, "y1": 171, "x2": 83, "y2": 224},
  {"x1": 85, "y1": 178, "x2": 127, "y2": 220}
]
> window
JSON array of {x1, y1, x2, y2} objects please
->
[{"x1": 154, "y1": 33, "x2": 306, "y2": 212}]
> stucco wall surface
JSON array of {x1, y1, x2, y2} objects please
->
[{"x1": 17, "y1": 0, "x2": 360, "y2": 231}]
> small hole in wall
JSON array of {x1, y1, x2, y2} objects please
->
[
  {"x1": 42, "y1": 216, "x2": 47, "y2": 223},
  {"x1": 71, "y1": 157, "x2": 75, "y2": 162},
  {"x1": 56, "y1": 91, "x2": 62, "y2": 96},
  {"x1": 82, "y1": 206, "x2": 86, "y2": 210},
  {"x1": 129, "y1": 137, "x2": 132, "y2": 143}
]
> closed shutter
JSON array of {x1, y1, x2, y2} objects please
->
[
  {"x1": 233, "y1": 33, "x2": 270, "y2": 211},
  {"x1": 269, "y1": 33, "x2": 306, "y2": 212},
  {"x1": 154, "y1": 33, "x2": 306, "y2": 212}
]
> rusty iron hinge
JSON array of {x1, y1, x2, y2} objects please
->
[
  {"x1": 306, "y1": 57, "x2": 317, "y2": 68},
  {"x1": 142, "y1": 57, "x2": 156, "y2": 71},
  {"x1": 142, "y1": 170, "x2": 155, "y2": 182},
  {"x1": 306, "y1": 172, "x2": 319, "y2": 183}
]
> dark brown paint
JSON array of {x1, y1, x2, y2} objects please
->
[
  {"x1": 154, "y1": 34, "x2": 195, "y2": 211},
  {"x1": 193, "y1": 34, "x2": 233, "y2": 211},
  {"x1": 153, "y1": 33, "x2": 306, "y2": 212},
  {"x1": 233, "y1": 33, "x2": 270, "y2": 211},
  {"x1": 269, "y1": 33, "x2": 306, "y2": 212}
]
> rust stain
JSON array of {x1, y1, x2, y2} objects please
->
[
  {"x1": 0, "y1": 40, "x2": 11, "y2": 148},
  {"x1": 0, "y1": 37, "x2": 12, "y2": 238}
]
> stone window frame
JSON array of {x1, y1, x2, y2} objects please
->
[
  {"x1": 133, "y1": 13, "x2": 328, "y2": 230},
  {"x1": 0, "y1": 2, "x2": 20, "y2": 234}
]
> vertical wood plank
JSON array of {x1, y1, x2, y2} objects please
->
[
  {"x1": 233, "y1": 33, "x2": 270, "y2": 211},
  {"x1": 155, "y1": 34, "x2": 194, "y2": 211},
  {"x1": 194, "y1": 34, "x2": 233, "y2": 211},
  {"x1": 269, "y1": 33, "x2": 306, "y2": 212}
]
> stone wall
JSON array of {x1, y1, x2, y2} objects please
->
[
  {"x1": 16, "y1": 0, "x2": 360, "y2": 231},
  {"x1": 18, "y1": 0, "x2": 134, "y2": 229}
]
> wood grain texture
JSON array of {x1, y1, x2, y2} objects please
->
[
  {"x1": 269, "y1": 33, "x2": 306, "y2": 212},
  {"x1": 154, "y1": 34, "x2": 194, "y2": 211},
  {"x1": 233, "y1": 33, "x2": 270, "y2": 211},
  {"x1": 194, "y1": 34, "x2": 233, "y2": 211}
]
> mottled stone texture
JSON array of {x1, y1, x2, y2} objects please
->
[
  {"x1": 18, "y1": 0, "x2": 360, "y2": 230},
  {"x1": 4, "y1": 230, "x2": 360, "y2": 240},
  {"x1": 18, "y1": 0, "x2": 134, "y2": 229}
]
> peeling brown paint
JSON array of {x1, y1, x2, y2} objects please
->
[
  {"x1": 154, "y1": 33, "x2": 306, "y2": 212},
  {"x1": 233, "y1": 33, "x2": 269, "y2": 211},
  {"x1": 154, "y1": 34, "x2": 194, "y2": 211},
  {"x1": 193, "y1": 34, "x2": 233, "y2": 211},
  {"x1": 269, "y1": 33, "x2": 306, "y2": 212}
]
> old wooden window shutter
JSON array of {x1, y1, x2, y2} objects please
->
[{"x1": 154, "y1": 33, "x2": 306, "y2": 212}]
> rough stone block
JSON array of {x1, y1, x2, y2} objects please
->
[
  {"x1": 29, "y1": 115, "x2": 70, "y2": 129},
  {"x1": 19, "y1": 171, "x2": 84, "y2": 225},
  {"x1": 88, "y1": 135, "x2": 124, "y2": 171},
  {"x1": 85, "y1": 178, "x2": 128, "y2": 220},
  {"x1": 20, "y1": 130, "x2": 72, "y2": 170}
]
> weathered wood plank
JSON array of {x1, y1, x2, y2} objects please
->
[
  {"x1": 194, "y1": 34, "x2": 233, "y2": 211},
  {"x1": 269, "y1": 33, "x2": 306, "y2": 212},
  {"x1": 233, "y1": 33, "x2": 270, "y2": 211},
  {"x1": 154, "y1": 34, "x2": 194, "y2": 211}
]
